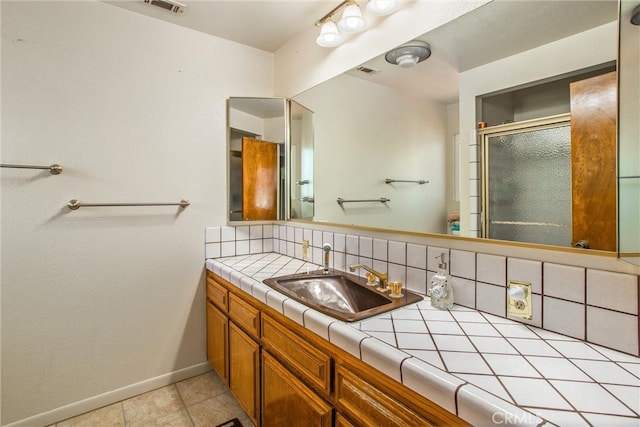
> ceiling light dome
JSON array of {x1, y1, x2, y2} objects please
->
[
  {"x1": 316, "y1": 21, "x2": 343, "y2": 47},
  {"x1": 366, "y1": 0, "x2": 398, "y2": 16},
  {"x1": 338, "y1": 4, "x2": 366, "y2": 33},
  {"x1": 384, "y1": 40, "x2": 431, "y2": 68}
]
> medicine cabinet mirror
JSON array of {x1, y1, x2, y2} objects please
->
[
  {"x1": 289, "y1": 0, "x2": 634, "y2": 255},
  {"x1": 227, "y1": 97, "x2": 287, "y2": 222}
]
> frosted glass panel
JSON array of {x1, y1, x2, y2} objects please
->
[{"x1": 486, "y1": 125, "x2": 571, "y2": 246}]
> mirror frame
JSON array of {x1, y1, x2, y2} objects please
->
[{"x1": 226, "y1": 97, "x2": 289, "y2": 224}]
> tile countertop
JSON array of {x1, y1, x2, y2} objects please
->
[{"x1": 205, "y1": 253, "x2": 640, "y2": 427}]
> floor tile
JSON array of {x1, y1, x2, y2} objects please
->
[
  {"x1": 122, "y1": 385, "x2": 184, "y2": 426},
  {"x1": 176, "y1": 372, "x2": 228, "y2": 407},
  {"x1": 187, "y1": 391, "x2": 250, "y2": 427},
  {"x1": 56, "y1": 403, "x2": 125, "y2": 427}
]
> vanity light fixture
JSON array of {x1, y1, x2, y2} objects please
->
[
  {"x1": 384, "y1": 40, "x2": 431, "y2": 68},
  {"x1": 339, "y1": 3, "x2": 366, "y2": 33},
  {"x1": 366, "y1": 0, "x2": 398, "y2": 16},
  {"x1": 315, "y1": 0, "x2": 398, "y2": 48},
  {"x1": 316, "y1": 21, "x2": 343, "y2": 47}
]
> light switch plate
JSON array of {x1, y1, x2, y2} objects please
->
[{"x1": 508, "y1": 280, "x2": 532, "y2": 319}]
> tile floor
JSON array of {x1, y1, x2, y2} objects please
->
[{"x1": 51, "y1": 372, "x2": 253, "y2": 427}]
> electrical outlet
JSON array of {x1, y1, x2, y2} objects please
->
[
  {"x1": 302, "y1": 239, "x2": 309, "y2": 260},
  {"x1": 507, "y1": 281, "x2": 532, "y2": 320}
]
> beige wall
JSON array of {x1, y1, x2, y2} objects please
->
[{"x1": 1, "y1": 1, "x2": 272, "y2": 424}]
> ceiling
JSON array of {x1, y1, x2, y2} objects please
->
[
  {"x1": 106, "y1": 0, "x2": 342, "y2": 52},
  {"x1": 105, "y1": 1, "x2": 618, "y2": 104}
]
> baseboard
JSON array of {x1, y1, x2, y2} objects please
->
[{"x1": 3, "y1": 362, "x2": 212, "y2": 427}]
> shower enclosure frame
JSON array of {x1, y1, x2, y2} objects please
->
[{"x1": 479, "y1": 113, "x2": 572, "y2": 246}]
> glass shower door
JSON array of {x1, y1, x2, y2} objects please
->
[{"x1": 482, "y1": 120, "x2": 571, "y2": 246}]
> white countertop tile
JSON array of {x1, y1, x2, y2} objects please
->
[
  {"x1": 360, "y1": 337, "x2": 408, "y2": 382},
  {"x1": 207, "y1": 254, "x2": 640, "y2": 425},
  {"x1": 550, "y1": 380, "x2": 636, "y2": 416},
  {"x1": 499, "y1": 377, "x2": 572, "y2": 410},
  {"x1": 401, "y1": 357, "x2": 465, "y2": 414},
  {"x1": 457, "y1": 384, "x2": 542, "y2": 427}
]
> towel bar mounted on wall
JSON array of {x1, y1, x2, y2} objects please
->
[
  {"x1": 384, "y1": 178, "x2": 428, "y2": 184},
  {"x1": 1, "y1": 163, "x2": 63, "y2": 175},
  {"x1": 67, "y1": 199, "x2": 190, "y2": 210},
  {"x1": 337, "y1": 197, "x2": 390, "y2": 205}
]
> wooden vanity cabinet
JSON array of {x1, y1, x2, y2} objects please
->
[
  {"x1": 206, "y1": 301, "x2": 229, "y2": 385},
  {"x1": 205, "y1": 271, "x2": 468, "y2": 427},
  {"x1": 206, "y1": 275, "x2": 259, "y2": 426},
  {"x1": 335, "y1": 364, "x2": 434, "y2": 426},
  {"x1": 229, "y1": 322, "x2": 260, "y2": 424},
  {"x1": 262, "y1": 351, "x2": 333, "y2": 427}
]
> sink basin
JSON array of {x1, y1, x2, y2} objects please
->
[{"x1": 262, "y1": 269, "x2": 423, "y2": 322}]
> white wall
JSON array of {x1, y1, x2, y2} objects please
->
[
  {"x1": 0, "y1": 1, "x2": 273, "y2": 425},
  {"x1": 294, "y1": 74, "x2": 448, "y2": 233},
  {"x1": 274, "y1": 0, "x2": 490, "y2": 98},
  {"x1": 457, "y1": 22, "x2": 618, "y2": 236}
]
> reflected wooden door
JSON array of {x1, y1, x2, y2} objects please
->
[
  {"x1": 570, "y1": 71, "x2": 617, "y2": 251},
  {"x1": 242, "y1": 136, "x2": 279, "y2": 220}
]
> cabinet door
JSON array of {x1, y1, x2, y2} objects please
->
[
  {"x1": 570, "y1": 71, "x2": 617, "y2": 251},
  {"x1": 262, "y1": 351, "x2": 332, "y2": 427},
  {"x1": 229, "y1": 322, "x2": 260, "y2": 425},
  {"x1": 206, "y1": 302, "x2": 228, "y2": 385}
]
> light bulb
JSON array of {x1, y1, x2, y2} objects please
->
[
  {"x1": 366, "y1": 0, "x2": 398, "y2": 16},
  {"x1": 338, "y1": 4, "x2": 366, "y2": 33},
  {"x1": 316, "y1": 21, "x2": 343, "y2": 47},
  {"x1": 395, "y1": 53, "x2": 419, "y2": 68}
]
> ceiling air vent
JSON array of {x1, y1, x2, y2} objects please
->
[
  {"x1": 355, "y1": 66, "x2": 381, "y2": 75},
  {"x1": 143, "y1": 0, "x2": 186, "y2": 14}
]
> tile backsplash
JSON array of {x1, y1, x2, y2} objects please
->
[{"x1": 205, "y1": 223, "x2": 640, "y2": 356}]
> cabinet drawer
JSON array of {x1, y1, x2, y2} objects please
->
[
  {"x1": 228, "y1": 293, "x2": 260, "y2": 339},
  {"x1": 206, "y1": 276, "x2": 228, "y2": 311},
  {"x1": 261, "y1": 314, "x2": 331, "y2": 395},
  {"x1": 335, "y1": 364, "x2": 434, "y2": 427}
]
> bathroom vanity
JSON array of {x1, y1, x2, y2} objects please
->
[
  {"x1": 206, "y1": 267, "x2": 466, "y2": 426},
  {"x1": 206, "y1": 252, "x2": 640, "y2": 426}
]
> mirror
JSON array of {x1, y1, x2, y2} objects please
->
[
  {"x1": 289, "y1": 100, "x2": 315, "y2": 220},
  {"x1": 619, "y1": 0, "x2": 640, "y2": 265},
  {"x1": 227, "y1": 97, "x2": 287, "y2": 222},
  {"x1": 291, "y1": 0, "x2": 622, "y2": 250}
]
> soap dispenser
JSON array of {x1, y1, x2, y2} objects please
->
[{"x1": 430, "y1": 254, "x2": 454, "y2": 309}]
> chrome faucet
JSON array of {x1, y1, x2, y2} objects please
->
[
  {"x1": 348, "y1": 264, "x2": 388, "y2": 289},
  {"x1": 322, "y1": 243, "x2": 332, "y2": 274}
]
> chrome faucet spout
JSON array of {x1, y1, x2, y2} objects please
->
[
  {"x1": 322, "y1": 243, "x2": 332, "y2": 274},
  {"x1": 348, "y1": 264, "x2": 388, "y2": 288}
]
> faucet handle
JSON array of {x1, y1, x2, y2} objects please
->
[{"x1": 365, "y1": 272, "x2": 377, "y2": 286}]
